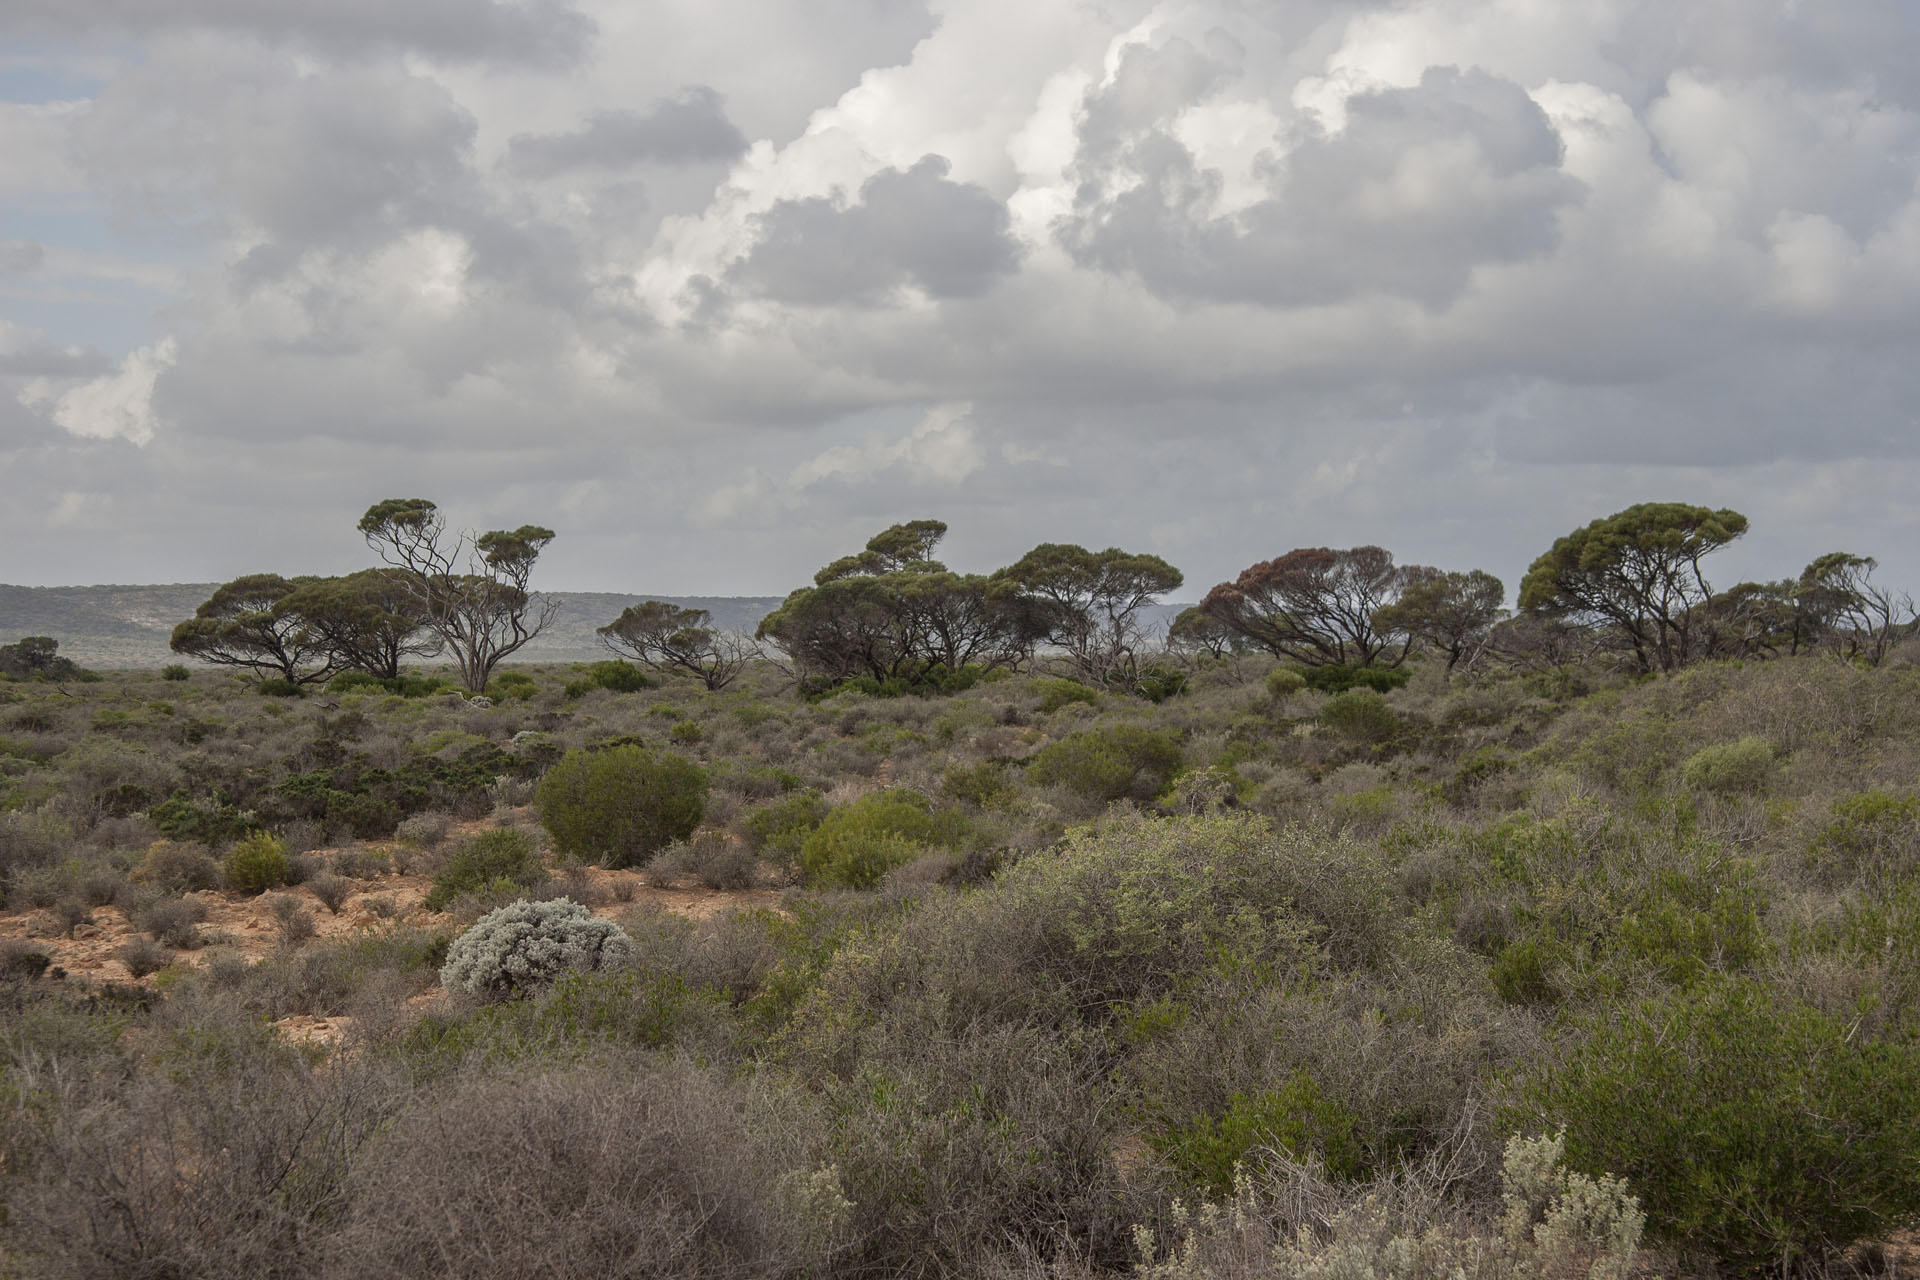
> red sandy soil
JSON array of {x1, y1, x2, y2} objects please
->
[{"x1": 0, "y1": 819, "x2": 782, "y2": 991}]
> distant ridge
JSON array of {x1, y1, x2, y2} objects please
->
[{"x1": 0, "y1": 583, "x2": 787, "y2": 668}]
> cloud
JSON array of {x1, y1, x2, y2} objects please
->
[
  {"x1": 23, "y1": 338, "x2": 175, "y2": 445},
  {"x1": 507, "y1": 87, "x2": 748, "y2": 175},
  {"x1": 1061, "y1": 54, "x2": 1581, "y2": 306},
  {"x1": 732, "y1": 156, "x2": 1022, "y2": 304},
  {"x1": 0, "y1": 241, "x2": 47, "y2": 274},
  {"x1": 4, "y1": 0, "x2": 1920, "y2": 599},
  {"x1": 1, "y1": 0, "x2": 595, "y2": 68}
]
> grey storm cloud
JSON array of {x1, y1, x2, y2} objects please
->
[
  {"x1": 507, "y1": 88, "x2": 749, "y2": 176},
  {"x1": 1062, "y1": 53, "x2": 1580, "y2": 306},
  {"x1": 0, "y1": 242, "x2": 47, "y2": 274},
  {"x1": 732, "y1": 156, "x2": 1022, "y2": 305},
  {"x1": 75, "y1": 56, "x2": 480, "y2": 251},
  {"x1": 0, "y1": 0, "x2": 595, "y2": 68}
]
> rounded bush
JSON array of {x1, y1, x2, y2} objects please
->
[
  {"x1": 1264, "y1": 668, "x2": 1307, "y2": 699},
  {"x1": 1320, "y1": 689, "x2": 1399, "y2": 744},
  {"x1": 1516, "y1": 978, "x2": 1920, "y2": 1274},
  {"x1": 223, "y1": 831, "x2": 291, "y2": 894},
  {"x1": 440, "y1": 897, "x2": 636, "y2": 998},
  {"x1": 1681, "y1": 736, "x2": 1775, "y2": 796},
  {"x1": 798, "y1": 789, "x2": 972, "y2": 888},
  {"x1": 535, "y1": 745, "x2": 707, "y2": 869},
  {"x1": 425, "y1": 827, "x2": 546, "y2": 911},
  {"x1": 1026, "y1": 724, "x2": 1183, "y2": 804},
  {"x1": 159, "y1": 664, "x2": 190, "y2": 682}
]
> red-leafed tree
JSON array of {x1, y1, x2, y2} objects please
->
[{"x1": 1199, "y1": 546, "x2": 1436, "y2": 667}]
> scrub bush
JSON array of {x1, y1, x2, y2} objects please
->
[
  {"x1": 425, "y1": 827, "x2": 546, "y2": 911},
  {"x1": 1026, "y1": 724, "x2": 1183, "y2": 804},
  {"x1": 535, "y1": 745, "x2": 706, "y2": 869},
  {"x1": 440, "y1": 897, "x2": 636, "y2": 999},
  {"x1": 797, "y1": 790, "x2": 971, "y2": 889},
  {"x1": 223, "y1": 831, "x2": 291, "y2": 894}
]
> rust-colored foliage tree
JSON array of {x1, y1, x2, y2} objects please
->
[{"x1": 1200, "y1": 546, "x2": 1435, "y2": 667}]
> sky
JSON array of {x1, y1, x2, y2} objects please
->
[{"x1": 2, "y1": 0, "x2": 1918, "y2": 601}]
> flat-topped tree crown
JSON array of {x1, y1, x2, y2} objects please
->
[{"x1": 357, "y1": 497, "x2": 558, "y2": 691}]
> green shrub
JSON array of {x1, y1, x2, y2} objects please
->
[
  {"x1": 1153, "y1": 1070, "x2": 1365, "y2": 1197},
  {"x1": 253, "y1": 678, "x2": 305, "y2": 698},
  {"x1": 1302, "y1": 664, "x2": 1411, "y2": 694},
  {"x1": 1264, "y1": 668, "x2": 1306, "y2": 699},
  {"x1": 426, "y1": 827, "x2": 547, "y2": 911},
  {"x1": 1680, "y1": 736, "x2": 1775, "y2": 795},
  {"x1": 160, "y1": 664, "x2": 190, "y2": 682},
  {"x1": 484, "y1": 670, "x2": 539, "y2": 702},
  {"x1": 743, "y1": 790, "x2": 829, "y2": 857},
  {"x1": 586, "y1": 659, "x2": 653, "y2": 692},
  {"x1": 223, "y1": 831, "x2": 291, "y2": 894},
  {"x1": 1811, "y1": 790, "x2": 1920, "y2": 885},
  {"x1": 797, "y1": 789, "x2": 972, "y2": 889},
  {"x1": 669, "y1": 719, "x2": 703, "y2": 745},
  {"x1": 1026, "y1": 724, "x2": 1184, "y2": 804},
  {"x1": 440, "y1": 897, "x2": 636, "y2": 999},
  {"x1": 330, "y1": 670, "x2": 450, "y2": 697},
  {"x1": 1034, "y1": 677, "x2": 1101, "y2": 713},
  {"x1": 535, "y1": 745, "x2": 707, "y2": 869},
  {"x1": 941, "y1": 760, "x2": 1012, "y2": 807},
  {"x1": 1515, "y1": 977, "x2": 1920, "y2": 1274},
  {"x1": 1130, "y1": 663, "x2": 1189, "y2": 703},
  {"x1": 1319, "y1": 689, "x2": 1399, "y2": 744}
]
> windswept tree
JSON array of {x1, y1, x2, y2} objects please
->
[
  {"x1": 757, "y1": 520, "x2": 1034, "y2": 686},
  {"x1": 1166, "y1": 606, "x2": 1240, "y2": 660},
  {"x1": 170, "y1": 573, "x2": 340, "y2": 684},
  {"x1": 280, "y1": 568, "x2": 441, "y2": 679},
  {"x1": 992, "y1": 543, "x2": 1183, "y2": 686},
  {"x1": 1199, "y1": 546, "x2": 1435, "y2": 667},
  {"x1": 1373, "y1": 569, "x2": 1506, "y2": 677},
  {"x1": 1797, "y1": 553, "x2": 1915, "y2": 666},
  {"x1": 1518, "y1": 503, "x2": 1748, "y2": 673},
  {"x1": 599, "y1": 601, "x2": 754, "y2": 691},
  {"x1": 0, "y1": 636, "x2": 83, "y2": 681},
  {"x1": 358, "y1": 498, "x2": 558, "y2": 692}
]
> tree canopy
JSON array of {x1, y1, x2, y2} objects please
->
[
  {"x1": 991, "y1": 543, "x2": 1183, "y2": 686},
  {"x1": 1200, "y1": 546, "x2": 1435, "y2": 667},
  {"x1": 1519, "y1": 503, "x2": 1748, "y2": 673}
]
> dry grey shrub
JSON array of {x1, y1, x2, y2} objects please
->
[
  {"x1": 1132, "y1": 1132, "x2": 1642, "y2": 1280},
  {"x1": 440, "y1": 897, "x2": 636, "y2": 999},
  {"x1": 329, "y1": 1058, "x2": 849, "y2": 1280}
]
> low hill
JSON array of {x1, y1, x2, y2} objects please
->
[{"x1": 0, "y1": 583, "x2": 787, "y2": 668}]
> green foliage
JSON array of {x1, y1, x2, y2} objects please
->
[
  {"x1": 797, "y1": 789, "x2": 972, "y2": 888},
  {"x1": 535, "y1": 744, "x2": 707, "y2": 869},
  {"x1": 329, "y1": 669, "x2": 448, "y2": 696},
  {"x1": 484, "y1": 670, "x2": 539, "y2": 701},
  {"x1": 1152, "y1": 1071, "x2": 1365, "y2": 1196},
  {"x1": 941, "y1": 760, "x2": 1012, "y2": 807},
  {"x1": 1263, "y1": 667, "x2": 1306, "y2": 699},
  {"x1": 1811, "y1": 790, "x2": 1920, "y2": 885},
  {"x1": 586, "y1": 659, "x2": 653, "y2": 692},
  {"x1": 1301, "y1": 664, "x2": 1411, "y2": 694},
  {"x1": 426, "y1": 827, "x2": 547, "y2": 911},
  {"x1": 1517, "y1": 978, "x2": 1920, "y2": 1275},
  {"x1": 223, "y1": 831, "x2": 291, "y2": 894},
  {"x1": 440, "y1": 898, "x2": 636, "y2": 999},
  {"x1": 1130, "y1": 662, "x2": 1189, "y2": 703},
  {"x1": 253, "y1": 678, "x2": 305, "y2": 698},
  {"x1": 1026, "y1": 724, "x2": 1184, "y2": 804},
  {"x1": 1035, "y1": 677, "x2": 1101, "y2": 713},
  {"x1": 1319, "y1": 689, "x2": 1399, "y2": 744},
  {"x1": 160, "y1": 664, "x2": 190, "y2": 682},
  {"x1": 1680, "y1": 736, "x2": 1775, "y2": 795},
  {"x1": 744, "y1": 790, "x2": 829, "y2": 857}
]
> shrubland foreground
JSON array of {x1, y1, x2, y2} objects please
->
[{"x1": 5, "y1": 641, "x2": 1920, "y2": 1276}]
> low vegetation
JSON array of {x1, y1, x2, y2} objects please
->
[{"x1": 3, "y1": 500, "x2": 1919, "y2": 1278}]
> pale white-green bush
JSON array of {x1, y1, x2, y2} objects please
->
[
  {"x1": 440, "y1": 897, "x2": 637, "y2": 998},
  {"x1": 1133, "y1": 1131, "x2": 1643, "y2": 1280}
]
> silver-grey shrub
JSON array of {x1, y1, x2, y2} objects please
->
[{"x1": 440, "y1": 897, "x2": 636, "y2": 999}]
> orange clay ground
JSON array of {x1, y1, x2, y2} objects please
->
[{"x1": 0, "y1": 813, "x2": 782, "y2": 1045}]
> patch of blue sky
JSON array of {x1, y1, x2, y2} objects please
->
[
  {"x1": 0, "y1": 43, "x2": 111, "y2": 105},
  {"x1": 0, "y1": 273, "x2": 176, "y2": 356},
  {"x1": 0, "y1": 208, "x2": 182, "y2": 261}
]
